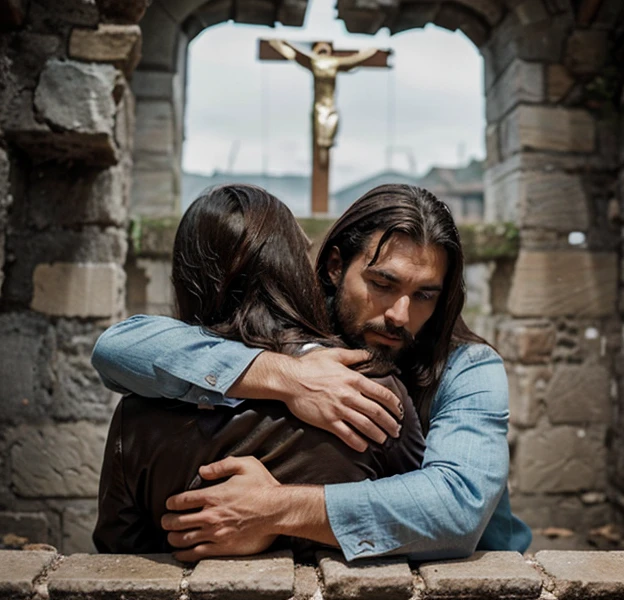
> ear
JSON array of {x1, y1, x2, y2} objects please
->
[{"x1": 326, "y1": 246, "x2": 343, "y2": 287}]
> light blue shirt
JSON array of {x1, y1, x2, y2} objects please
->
[{"x1": 91, "y1": 314, "x2": 531, "y2": 561}]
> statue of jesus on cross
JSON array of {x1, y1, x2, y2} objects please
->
[{"x1": 259, "y1": 40, "x2": 392, "y2": 214}]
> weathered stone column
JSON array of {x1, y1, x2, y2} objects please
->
[{"x1": 483, "y1": 2, "x2": 623, "y2": 534}]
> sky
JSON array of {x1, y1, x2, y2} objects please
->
[{"x1": 182, "y1": 0, "x2": 485, "y2": 191}]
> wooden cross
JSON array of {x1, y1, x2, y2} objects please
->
[{"x1": 258, "y1": 39, "x2": 392, "y2": 215}]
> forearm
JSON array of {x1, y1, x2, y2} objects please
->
[{"x1": 270, "y1": 485, "x2": 338, "y2": 547}]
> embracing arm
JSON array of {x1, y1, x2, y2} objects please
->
[
  {"x1": 163, "y1": 344, "x2": 516, "y2": 561},
  {"x1": 91, "y1": 315, "x2": 402, "y2": 450}
]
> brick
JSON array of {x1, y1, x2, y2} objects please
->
[
  {"x1": 483, "y1": 167, "x2": 522, "y2": 222},
  {"x1": 0, "y1": 550, "x2": 56, "y2": 599},
  {"x1": 507, "y1": 364, "x2": 551, "y2": 427},
  {"x1": 62, "y1": 505, "x2": 98, "y2": 554},
  {"x1": 501, "y1": 106, "x2": 595, "y2": 157},
  {"x1": 294, "y1": 564, "x2": 319, "y2": 599},
  {"x1": 131, "y1": 170, "x2": 177, "y2": 215},
  {"x1": 10, "y1": 422, "x2": 108, "y2": 497},
  {"x1": 546, "y1": 363, "x2": 610, "y2": 424},
  {"x1": 317, "y1": 551, "x2": 412, "y2": 600},
  {"x1": 535, "y1": 551, "x2": 624, "y2": 599},
  {"x1": 0, "y1": 312, "x2": 55, "y2": 425},
  {"x1": 486, "y1": 60, "x2": 544, "y2": 122},
  {"x1": 34, "y1": 59, "x2": 118, "y2": 134},
  {"x1": 565, "y1": 30, "x2": 609, "y2": 75},
  {"x1": 518, "y1": 171, "x2": 589, "y2": 231},
  {"x1": 36, "y1": 0, "x2": 100, "y2": 26},
  {"x1": 419, "y1": 551, "x2": 541, "y2": 598},
  {"x1": 547, "y1": 64, "x2": 574, "y2": 103},
  {"x1": 31, "y1": 262, "x2": 125, "y2": 318},
  {"x1": 95, "y1": 0, "x2": 150, "y2": 23},
  {"x1": 508, "y1": 251, "x2": 618, "y2": 318},
  {"x1": 188, "y1": 550, "x2": 294, "y2": 599},
  {"x1": 134, "y1": 100, "x2": 175, "y2": 155},
  {"x1": 139, "y1": 2, "x2": 178, "y2": 71},
  {"x1": 132, "y1": 71, "x2": 175, "y2": 100},
  {"x1": 69, "y1": 24, "x2": 141, "y2": 76},
  {"x1": 48, "y1": 554, "x2": 184, "y2": 600},
  {"x1": 514, "y1": 424, "x2": 607, "y2": 493},
  {"x1": 496, "y1": 319, "x2": 556, "y2": 363}
]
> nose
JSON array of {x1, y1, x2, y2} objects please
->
[{"x1": 385, "y1": 295, "x2": 410, "y2": 328}]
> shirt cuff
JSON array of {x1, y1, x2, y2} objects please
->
[
  {"x1": 325, "y1": 480, "x2": 388, "y2": 561},
  {"x1": 179, "y1": 385, "x2": 246, "y2": 408},
  {"x1": 153, "y1": 339, "x2": 264, "y2": 398}
]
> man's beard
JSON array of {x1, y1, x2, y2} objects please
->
[{"x1": 332, "y1": 280, "x2": 415, "y2": 364}]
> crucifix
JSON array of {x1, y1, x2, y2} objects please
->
[{"x1": 258, "y1": 39, "x2": 392, "y2": 215}]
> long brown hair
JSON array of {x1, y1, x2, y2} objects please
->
[
  {"x1": 172, "y1": 184, "x2": 333, "y2": 354},
  {"x1": 317, "y1": 184, "x2": 487, "y2": 432}
]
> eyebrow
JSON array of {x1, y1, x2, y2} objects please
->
[{"x1": 366, "y1": 267, "x2": 444, "y2": 292}]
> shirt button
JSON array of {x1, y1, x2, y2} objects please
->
[{"x1": 204, "y1": 374, "x2": 217, "y2": 386}]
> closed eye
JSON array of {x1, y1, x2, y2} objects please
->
[
  {"x1": 414, "y1": 291, "x2": 438, "y2": 301},
  {"x1": 370, "y1": 280, "x2": 391, "y2": 291}
]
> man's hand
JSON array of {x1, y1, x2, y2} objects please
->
[
  {"x1": 162, "y1": 457, "x2": 278, "y2": 561},
  {"x1": 229, "y1": 348, "x2": 402, "y2": 452}
]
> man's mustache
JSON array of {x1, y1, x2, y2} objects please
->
[{"x1": 362, "y1": 321, "x2": 414, "y2": 346}]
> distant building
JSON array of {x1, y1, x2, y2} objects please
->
[
  {"x1": 182, "y1": 171, "x2": 310, "y2": 216},
  {"x1": 183, "y1": 159, "x2": 485, "y2": 222},
  {"x1": 332, "y1": 159, "x2": 485, "y2": 224}
]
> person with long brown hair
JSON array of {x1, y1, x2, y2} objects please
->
[
  {"x1": 93, "y1": 184, "x2": 531, "y2": 561},
  {"x1": 93, "y1": 184, "x2": 424, "y2": 555}
]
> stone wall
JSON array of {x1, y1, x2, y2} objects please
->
[
  {"x1": 0, "y1": 0, "x2": 144, "y2": 552},
  {"x1": 480, "y1": 3, "x2": 624, "y2": 534},
  {"x1": 2, "y1": 549, "x2": 624, "y2": 600}
]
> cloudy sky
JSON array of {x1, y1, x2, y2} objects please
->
[{"x1": 182, "y1": 0, "x2": 485, "y2": 191}]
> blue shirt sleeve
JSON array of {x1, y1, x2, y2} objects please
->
[
  {"x1": 91, "y1": 314, "x2": 263, "y2": 407},
  {"x1": 325, "y1": 344, "x2": 512, "y2": 561}
]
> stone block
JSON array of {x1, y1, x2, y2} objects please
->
[
  {"x1": 131, "y1": 170, "x2": 177, "y2": 215},
  {"x1": 507, "y1": 364, "x2": 551, "y2": 427},
  {"x1": 0, "y1": 312, "x2": 55, "y2": 425},
  {"x1": 565, "y1": 30, "x2": 609, "y2": 75},
  {"x1": 138, "y1": 2, "x2": 178, "y2": 71},
  {"x1": 31, "y1": 262, "x2": 125, "y2": 318},
  {"x1": 69, "y1": 24, "x2": 142, "y2": 76},
  {"x1": 486, "y1": 59, "x2": 544, "y2": 123},
  {"x1": 62, "y1": 505, "x2": 98, "y2": 554},
  {"x1": 546, "y1": 363, "x2": 610, "y2": 424},
  {"x1": 134, "y1": 100, "x2": 175, "y2": 155},
  {"x1": 508, "y1": 251, "x2": 618, "y2": 318},
  {"x1": 133, "y1": 258, "x2": 174, "y2": 315},
  {"x1": 24, "y1": 164, "x2": 126, "y2": 229},
  {"x1": 36, "y1": 0, "x2": 100, "y2": 26},
  {"x1": 501, "y1": 106, "x2": 595, "y2": 157},
  {"x1": 48, "y1": 554, "x2": 184, "y2": 600},
  {"x1": 419, "y1": 551, "x2": 542, "y2": 598},
  {"x1": 132, "y1": 71, "x2": 175, "y2": 100},
  {"x1": 95, "y1": 0, "x2": 150, "y2": 24},
  {"x1": 0, "y1": 512, "x2": 49, "y2": 544},
  {"x1": 188, "y1": 550, "x2": 295, "y2": 599},
  {"x1": 485, "y1": 124, "x2": 500, "y2": 166},
  {"x1": 0, "y1": 550, "x2": 56, "y2": 599},
  {"x1": 10, "y1": 421, "x2": 108, "y2": 497},
  {"x1": 514, "y1": 424, "x2": 607, "y2": 493},
  {"x1": 519, "y1": 171, "x2": 589, "y2": 231},
  {"x1": 4, "y1": 227, "x2": 127, "y2": 307},
  {"x1": 294, "y1": 564, "x2": 320, "y2": 599},
  {"x1": 547, "y1": 64, "x2": 574, "y2": 103},
  {"x1": 496, "y1": 319, "x2": 556, "y2": 363},
  {"x1": 317, "y1": 551, "x2": 412, "y2": 600},
  {"x1": 35, "y1": 59, "x2": 118, "y2": 134},
  {"x1": 484, "y1": 167, "x2": 522, "y2": 222},
  {"x1": 30, "y1": 60, "x2": 121, "y2": 166},
  {"x1": 536, "y1": 550, "x2": 624, "y2": 599}
]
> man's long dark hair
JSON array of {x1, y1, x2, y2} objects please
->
[
  {"x1": 172, "y1": 184, "x2": 333, "y2": 354},
  {"x1": 317, "y1": 184, "x2": 487, "y2": 433}
]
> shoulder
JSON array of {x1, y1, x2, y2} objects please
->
[{"x1": 434, "y1": 343, "x2": 508, "y2": 413}]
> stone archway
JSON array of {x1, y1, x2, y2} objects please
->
[{"x1": 0, "y1": 0, "x2": 623, "y2": 552}]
